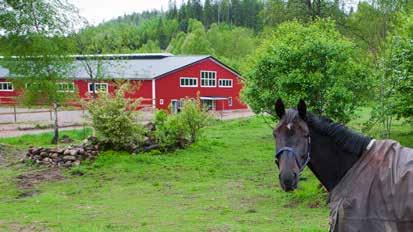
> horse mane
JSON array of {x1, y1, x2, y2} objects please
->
[{"x1": 306, "y1": 112, "x2": 371, "y2": 157}]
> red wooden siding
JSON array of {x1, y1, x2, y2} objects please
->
[
  {"x1": 0, "y1": 57, "x2": 247, "y2": 111},
  {"x1": 0, "y1": 78, "x2": 18, "y2": 104},
  {"x1": 155, "y1": 58, "x2": 246, "y2": 111}
]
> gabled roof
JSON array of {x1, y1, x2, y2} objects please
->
[{"x1": 0, "y1": 54, "x2": 241, "y2": 80}]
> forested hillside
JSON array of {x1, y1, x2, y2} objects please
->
[{"x1": 73, "y1": 0, "x2": 412, "y2": 73}]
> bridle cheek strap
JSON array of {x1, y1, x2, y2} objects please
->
[{"x1": 275, "y1": 138, "x2": 311, "y2": 173}]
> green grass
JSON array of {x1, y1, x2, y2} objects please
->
[
  {"x1": 0, "y1": 112, "x2": 411, "y2": 232},
  {"x1": 0, "y1": 128, "x2": 92, "y2": 148}
]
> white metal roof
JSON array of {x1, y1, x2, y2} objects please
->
[{"x1": 0, "y1": 54, "x2": 212, "y2": 80}]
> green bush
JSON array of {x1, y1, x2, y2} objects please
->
[
  {"x1": 242, "y1": 19, "x2": 372, "y2": 123},
  {"x1": 154, "y1": 99, "x2": 210, "y2": 150},
  {"x1": 87, "y1": 84, "x2": 146, "y2": 151}
]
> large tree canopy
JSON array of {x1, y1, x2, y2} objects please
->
[
  {"x1": 0, "y1": 0, "x2": 79, "y2": 105},
  {"x1": 0, "y1": 0, "x2": 80, "y2": 144},
  {"x1": 242, "y1": 20, "x2": 371, "y2": 123}
]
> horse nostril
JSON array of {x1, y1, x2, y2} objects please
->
[{"x1": 283, "y1": 176, "x2": 294, "y2": 186}]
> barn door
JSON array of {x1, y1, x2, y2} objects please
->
[
  {"x1": 201, "y1": 100, "x2": 216, "y2": 111},
  {"x1": 171, "y1": 100, "x2": 179, "y2": 114}
]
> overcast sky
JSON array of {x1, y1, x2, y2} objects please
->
[
  {"x1": 68, "y1": 0, "x2": 361, "y2": 26},
  {"x1": 69, "y1": 0, "x2": 184, "y2": 26}
]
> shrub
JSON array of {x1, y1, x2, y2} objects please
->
[
  {"x1": 179, "y1": 99, "x2": 211, "y2": 143},
  {"x1": 154, "y1": 99, "x2": 210, "y2": 150},
  {"x1": 86, "y1": 84, "x2": 146, "y2": 151},
  {"x1": 154, "y1": 111, "x2": 186, "y2": 150},
  {"x1": 242, "y1": 19, "x2": 372, "y2": 123}
]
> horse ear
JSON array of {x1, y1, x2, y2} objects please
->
[
  {"x1": 297, "y1": 99, "x2": 307, "y2": 120},
  {"x1": 275, "y1": 99, "x2": 285, "y2": 119}
]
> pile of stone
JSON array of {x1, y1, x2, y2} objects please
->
[{"x1": 25, "y1": 142, "x2": 99, "y2": 168}]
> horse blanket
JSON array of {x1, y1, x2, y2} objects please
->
[{"x1": 329, "y1": 139, "x2": 413, "y2": 232}]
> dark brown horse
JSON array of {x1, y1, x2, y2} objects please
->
[{"x1": 273, "y1": 99, "x2": 413, "y2": 232}]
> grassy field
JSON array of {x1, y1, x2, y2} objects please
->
[
  {"x1": 0, "y1": 128, "x2": 92, "y2": 148},
  {"x1": 0, "y1": 111, "x2": 412, "y2": 232}
]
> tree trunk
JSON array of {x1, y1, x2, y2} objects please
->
[
  {"x1": 306, "y1": 0, "x2": 313, "y2": 20},
  {"x1": 316, "y1": 0, "x2": 321, "y2": 18},
  {"x1": 51, "y1": 102, "x2": 59, "y2": 144},
  {"x1": 92, "y1": 77, "x2": 96, "y2": 99}
]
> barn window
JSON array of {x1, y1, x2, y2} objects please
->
[
  {"x1": 160, "y1": 99, "x2": 164, "y2": 105},
  {"x1": 228, "y1": 97, "x2": 233, "y2": 107},
  {"x1": 201, "y1": 71, "x2": 216, "y2": 87},
  {"x1": 180, "y1": 77, "x2": 198, "y2": 87},
  {"x1": 88, "y1": 83, "x2": 108, "y2": 93},
  {"x1": 219, "y1": 79, "x2": 233, "y2": 88},
  {"x1": 57, "y1": 82, "x2": 75, "y2": 92},
  {"x1": 0, "y1": 82, "x2": 13, "y2": 91}
]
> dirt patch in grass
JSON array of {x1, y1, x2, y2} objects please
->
[
  {"x1": 283, "y1": 199, "x2": 300, "y2": 208},
  {"x1": 0, "y1": 221, "x2": 47, "y2": 232},
  {"x1": 0, "y1": 145, "x2": 64, "y2": 192},
  {"x1": 206, "y1": 224, "x2": 231, "y2": 232},
  {"x1": 17, "y1": 168, "x2": 64, "y2": 189},
  {"x1": 0, "y1": 153, "x2": 4, "y2": 166}
]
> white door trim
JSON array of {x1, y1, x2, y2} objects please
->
[{"x1": 152, "y1": 79, "x2": 156, "y2": 109}]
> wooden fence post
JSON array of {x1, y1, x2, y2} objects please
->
[{"x1": 13, "y1": 105, "x2": 17, "y2": 123}]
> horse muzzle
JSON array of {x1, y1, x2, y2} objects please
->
[{"x1": 279, "y1": 172, "x2": 298, "y2": 192}]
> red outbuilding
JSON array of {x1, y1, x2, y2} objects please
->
[{"x1": 0, "y1": 53, "x2": 248, "y2": 112}]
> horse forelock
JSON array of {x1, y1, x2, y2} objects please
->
[{"x1": 283, "y1": 109, "x2": 299, "y2": 124}]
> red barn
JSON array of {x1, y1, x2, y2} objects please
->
[{"x1": 0, "y1": 54, "x2": 247, "y2": 112}]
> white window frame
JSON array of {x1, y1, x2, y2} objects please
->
[
  {"x1": 88, "y1": 83, "x2": 108, "y2": 93},
  {"x1": 179, "y1": 77, "x2": 198, "y2": 87},
  {"x1": 0, "y1": 82, "x2": 13, "y2": 91},
  {"x1": 219, "y1": 79, "x2": 233, "y2": 88},
  {"x1": 57, "y1": 82, "x2": 75, "y2": 92},
  {"x1": 160, "y1": 99, "x2": 164, "y2": 105},
  {"x1": 200, "y1": 71, "x2": 217, "y2": 87}
]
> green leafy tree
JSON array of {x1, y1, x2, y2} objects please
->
[
  {"x1": 138, "y1": 40, "x2": 162, "y2": 53},
  {"x1": 203, "y1": 0, "x2": 215, "y2": 28},
  {"x1": 260, "y1": 0, "x2": 344, "y2": 27},
  {"x1": 242, "y1": 20, "x2": 371, "y2": 123},
  {"x1": 167, "y1": 0, "x2": 178, "y2": 19},
  {"x1": 343, "y1": 0, "x2": 408, "y2": 59},
  {"x1": 0, "y1": 0, "x2": 80, "y2": 144},
  {"x1": 178, "y1": 19, "x2": 214, "y2": 54},
  {"x1": 206, "y1": 23, "x2": 256, "y2": 72},
  {"x1": 166, "y1": 31, "x2": 187, "y2": 53},
  {"x1": 367, "y1": 15, "x2": 413, "y2": 137}
]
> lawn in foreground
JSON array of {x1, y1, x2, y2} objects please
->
[
  {"x1": 0, "y1": 111, "x2": 411, "y2": 232},
  {"x1": 0, "y1": 117, "x2": 328, "y2": 232}
]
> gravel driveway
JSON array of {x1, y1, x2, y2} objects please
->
[{"x1": 0, "y1": 107, "x2": 254, "y2": 138}]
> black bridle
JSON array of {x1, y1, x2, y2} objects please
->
[{"x1": 275, "y1": 137, "x2": 311, "y2": 173}]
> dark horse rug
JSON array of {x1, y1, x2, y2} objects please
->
[{"x1": 329, "y1": 139, "x2": 413, "y2": 231}]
